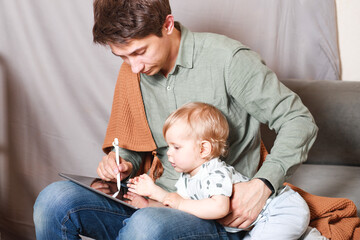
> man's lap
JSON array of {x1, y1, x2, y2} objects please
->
[
  {"x1": 34, "y1": 181, "x2": 229, "y2": 240},
  {"x1": 119, "y1": 207, "x2": 229, "y2": 240},
  {"x1": 34, "y1": 181, "x2": 135, "y2": 239}
]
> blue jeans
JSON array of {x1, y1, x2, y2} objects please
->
[{"x1": 33, "y1": 181, "x2": 231, "y2": 240}]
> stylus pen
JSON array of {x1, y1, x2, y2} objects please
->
[{"x1": 113, "y1": 138, "x2": 121, "y2": 192}]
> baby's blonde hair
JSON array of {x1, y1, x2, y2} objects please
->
[{"x1": 163, "y1": 102, "x2": 229, "y2": 160}]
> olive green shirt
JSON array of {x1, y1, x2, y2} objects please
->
[{"x1": 119, "y1": 24, "x2": 318, "y2": 194}]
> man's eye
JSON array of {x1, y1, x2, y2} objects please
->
[{"x1": 134, "y1": 50, "x2": 145, "y2": 56}]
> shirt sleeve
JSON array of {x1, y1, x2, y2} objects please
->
[
  {"x1": 203, "y1": 170, "x2": 233, "y2": 198},
  {"x1": 225, "y1": 49, "x2": 318, "y2": 193}
]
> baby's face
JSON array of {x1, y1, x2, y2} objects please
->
[{"x1": 165, "y1": 121, "x2": 205, "y2": 176}]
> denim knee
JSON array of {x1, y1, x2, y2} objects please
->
[
  {"x1": 34, "y1": 180, "x2": 137, "y2": 240},
  {"x1": 33, "y1": 181, "x2": 82, "y2": 236},
  {"x1": 34, "y1": 181, "x2": 64, "y2": 228},
  {"x1": 119, "y1": 207, "x2": 228, "y2": 240},
  {"x1": 119, "y1": 208, "x2": 169, "y2": 239}
]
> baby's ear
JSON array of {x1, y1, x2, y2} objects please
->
[{"x1": 200, "y1": 141, "x2": 212, "y2": 159}]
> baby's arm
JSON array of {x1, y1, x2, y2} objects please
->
[
  {"x1": 164, "y1": 193, "x2": 230, "y2": 219},
  {"x1": 129, "y1": 174, "x2": 230, "y2": 219},
  {"x1": 127, "y1": 174, "x2": 168, "y2": 203}
]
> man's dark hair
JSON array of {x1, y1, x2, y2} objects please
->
[{"x1": 93, "y1": 0, "x2": 171, "y2": 45}]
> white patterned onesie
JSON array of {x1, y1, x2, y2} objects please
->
[{"x1": 175, "y1": 158, "x2": 249, "y2": 200}]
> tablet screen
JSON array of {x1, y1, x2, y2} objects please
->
[{"x1": 59, "y1": 173, "x2": 138, "y2": 209}]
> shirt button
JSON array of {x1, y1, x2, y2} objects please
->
[{"x1": 167, "y1": 86, "x2": 171, "y2": 91}]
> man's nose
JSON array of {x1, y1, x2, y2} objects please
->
[{"x1": 129, "y1": 57, "x2": 144, "y2": 74}]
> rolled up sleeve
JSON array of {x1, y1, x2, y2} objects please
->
[{"x1": 226, "y1": 49, "x2": 318, "y2": 193}]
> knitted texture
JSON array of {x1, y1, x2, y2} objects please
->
[
  {"x1": 261, "y1": 141, "x2": 360, "y2": 239},
  {"x1": 103, "y1": 63, "x2": 156, "y2": 153},
  {"x1": 258, "y1": 140, "x2": 268, "y2": 170},
  {"x1": 286, "y1": 183, "x2": 360, "y2": 240},
  {"x1": 102, "y1": 63, "x2": 162, "y2": 180}
]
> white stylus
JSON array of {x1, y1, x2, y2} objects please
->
[{"x1": 112, "y1": 138, "x2": 121, "y2": 197}]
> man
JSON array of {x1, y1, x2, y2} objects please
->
[{"x1": 34, "y1": 0, "x2": 318, "y2": 239}]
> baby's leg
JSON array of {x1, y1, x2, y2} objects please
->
[{"x1": 244, "y1": 186, "x2": 310, "y2": 240}]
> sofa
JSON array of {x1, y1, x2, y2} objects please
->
[{"x1": 261, "y1": 79, "x2": 360, "y2": 218}]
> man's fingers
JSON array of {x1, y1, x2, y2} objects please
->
[
  {"x1": 229, "y1": 218, "x2": 253, "y2": 229},
  {"x1": 118, "y1": 162, "x2": 128, "y2": 173},
  {"x1": 219, "y1": 210, "x2": 256, "y2": 229},
  {"x1": 97, "y1": 154, "x2": 118, "y2": 181},
  {"x1": 218, "y1": 210, "x2": 234, "y2": 226},
  {"x1": 118, "y1": 159, "x2": 132, "y2": 173},
  {"x1": 238, "y1": 219, "x2": 255, "y2": 229},
  {"x1": 103, "y1": 161, "x2": 115, "y2": 180},
  {"x1": 218, "y1": 180, "x2": 271, "y2": 229},
  {"x1": 219, "y1": 210, "x2": 247, "y2": 227},
  {"x1": 97, "y1": 161, "x2": 111, "y2": 181},
  {"x1": 97, "y1": 152, "x2": 133, "y2": 181},
  {"x1": 106, "y1": 153, "x2": 119, "y2": 174},
  {"x1": 96, "y1": 166, "x2": 106, "y2": 180},
  {"x1": 228, "y1": 211, "x2": 257, "y2": 229}
]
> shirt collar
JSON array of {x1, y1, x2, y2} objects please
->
[{"x1": 174, "y1": 22, "x2": 194, "y2": 70}]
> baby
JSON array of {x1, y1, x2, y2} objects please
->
[{"x1": 126, "y1": 102, "x2": 310, "y2": 239}]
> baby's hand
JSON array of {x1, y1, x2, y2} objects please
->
[
  {"x1": 127, "y1": 174, "x2": 156, "y2": 198},
  {"x1": 124, "y1": 192, "x2": 149, "y2": 208},
  {"x1": 163, "y1": 192, "x2": 183, "y2": 209}
]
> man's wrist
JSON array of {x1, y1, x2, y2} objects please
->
[{"x1": 257, "y1": 178, "x2": 275, "y2": 195}]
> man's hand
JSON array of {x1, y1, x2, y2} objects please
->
[
  {"x1": 97, "y1": 151, "x2": 133, "y2": 181},
  {"x1": 218, "y1": 179, "x2": 272, "y2": 229}
]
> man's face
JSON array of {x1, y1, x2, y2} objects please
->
[{"x1": 109, "y1": 32, "x2": 171, "y2": 76}]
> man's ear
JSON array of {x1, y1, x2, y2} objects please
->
[
  {"x1": 200, "y1": 141, "x2": 212, "y2": 159},
  {"x1": 162, "y1": 14, "x2": 175, "y2": 35}
]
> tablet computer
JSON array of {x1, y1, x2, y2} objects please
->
[{"x1": 59, "y1": 173, "x2": 138, "y2": 209}]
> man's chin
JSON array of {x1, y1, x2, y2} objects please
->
[{"x1": 142, "y1": 69, "x2": 156, "y2": 76}]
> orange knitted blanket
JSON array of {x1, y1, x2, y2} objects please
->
[
  {"x1": 286, "y1": 183, "x2": 360, "y2": 240},
  {"x1": 103, "y1": 63, "x2": 360, "y2": 239},
  {"x1": 102, "y1": 63, "x2": 156, "y2": 153}
]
